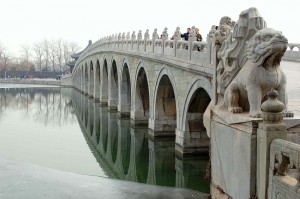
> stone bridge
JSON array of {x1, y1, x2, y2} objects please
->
[
  {"x1": 65, "y1": 7, "x2": 300, "y2": 199},
  {"x1": 71, "y1": 25, "x2": 214, "y2": 155}
]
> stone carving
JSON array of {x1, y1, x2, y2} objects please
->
[
  {"x1": 144, "y1": 29, "x2": 149, "y2": 40},
  {"x1": 173, "y1": 27, "x2": 181, "y2": 41},
  {"x1": 131, "y1": 31, "x2": 136, "y2": 40},
  {"x1": 216, "y1": 8, "x2": 266, "y2": 93},
  {"x1": 222, "y1": 28, "x2": 289, "y2": 117},
  {"x1": 207, "y1": 25, "x2": 217, "y2": 40},
  {"x1": 161, "y1": 27, "x2": 168, "y2": 40},
  {"x1": 188, "y1": 26, "x2": 196, "y2": 42},
  {"x1": 214, "y1": 16, "x2": 232, "y2": 57},
  {"x1": 152, "y1": 28, "x2": 158, "y2": 40},
  {"x1": 126, "y1": 32, "x2": 130, "y2": 40},
  {"x1": 213, "y1": 7, "x2": 292, "y2": 117},
  {"x1": 137, "y1": 30, "x2": 142, "y2": 40}
]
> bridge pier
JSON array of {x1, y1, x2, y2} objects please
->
[{"x1": 175, "y1": 129, "x2": 209, "y2": 156}]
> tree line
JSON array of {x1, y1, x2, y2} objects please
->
[{"x1": 0, "y1": 39, "x2": 80, "y2": 73}]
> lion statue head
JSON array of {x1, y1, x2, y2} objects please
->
[{"x1": 246, "y1": 28, "x2": 288, "y2": 68}]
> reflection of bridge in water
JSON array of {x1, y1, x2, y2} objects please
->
[{"x1": 72, "y1": 89, "x2": 210, "y2": 192}]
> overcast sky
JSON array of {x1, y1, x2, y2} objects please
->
[{"x1": 1, "y1": 0, "x2": 298, "y2": 56}]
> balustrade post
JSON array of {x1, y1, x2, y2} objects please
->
[
  {"x1": 137, "y1": 30, "x2": 142, "y2": 52},
  {"x1": 126, "y1": 32, "x2": 130, "y2": 50},
  {"x1": 173, "y1": 27, "x2": 181, "y2": 57},
  {"x1": 118, "y1": 33, "x2": 121, "y2": 50},
  {"x1": 256, "y1": 89, "x2": 287, "y2": 199},
  {"x1": 161, "y1": 27, "x2": 168, "y2": 55},
  {"x1": 152, "y1": 28, "x2": 158, "y2": 53},
  {"x1": 131, "y1": 31, "x2": 136, "y2": 51},
  {"x1": 188, "y1": 26, "x2": 197, "y2": 60},
  {"x1": 144, "y1": 29, "x2": 149, "y2": 52}
]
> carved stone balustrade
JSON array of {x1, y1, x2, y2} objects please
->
[{"x1": 269, "y1": 139, "x2": 300, "y2": 198}]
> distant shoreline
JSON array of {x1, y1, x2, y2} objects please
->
[{"x1": 0, "y1": 78, "x2": 61, "y2": 86}]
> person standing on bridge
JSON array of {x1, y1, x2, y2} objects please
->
[
  {"x1": 195, "y1": 28, "x2": 203, "y2": 51},
  {"x1": 181, "y1": 27, "x2": 190, "y2": 41}
]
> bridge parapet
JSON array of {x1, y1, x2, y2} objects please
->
[
  {"x1": 75, "y1": 26, "x2": 212, "y2": 70},
  {"x1": 283, "y1": 43, "x2": 300, "y2": 62}
]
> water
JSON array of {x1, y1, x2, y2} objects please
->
[{"x1": 0, "y1": 85, "x2": 210, "y2": 193}]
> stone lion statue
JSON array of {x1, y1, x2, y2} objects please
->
[{"x1": 223, "y1": 28, "x2": 290, "y2": 117}]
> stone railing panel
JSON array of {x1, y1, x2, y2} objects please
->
[{"x1": 269, "y1": 138, "x2": 300, "y2": 199}]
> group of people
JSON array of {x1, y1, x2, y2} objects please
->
[
  {"x1": 181, "y1": 27, "x2": 203, "y2": 51},
  {"x1": 181, "y1": 27, "x2": 202, "y2": 42}
]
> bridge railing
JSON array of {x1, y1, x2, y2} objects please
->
[
  {"x1": 283, "y1": 43, "x2": 300, "y2": 62},
  {"x1": 75, "y1": 26, "x2": 214, "y2": 69},
  {"x1": 268, "y1": 139, "x2": 300, "y2": 198}
]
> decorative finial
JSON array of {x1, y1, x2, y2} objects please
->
[{"x1": 261, "y1": 89, "x2": 284, "y2": 123}]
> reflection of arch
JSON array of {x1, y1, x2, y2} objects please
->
[
  {"x1": 100, "y1": 107, "x2": 109, "y2": 153},
  {"x1": 120, "y1": 63, "x2": 131, "y2": 116},
  {"x1": 136, "y1": 132, "x2": 149, "y2": 183},
  {"x1": 88, "y1": 100, "x2": 94, "y2": 137},
  {"x1": 153, "y1": 69, "x2": 178, "y2": 135},
  {"x1": 133, "y1": 62, "x2": 150, "y2": 126},
  {"x1": 108, "y1": 112, "x2": 118, "y2": 164},
  {"x1": 118, "y1": 119, "x2": 131, "y2": 175}
]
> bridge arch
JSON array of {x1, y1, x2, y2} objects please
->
[
  {"x1": 109, "y1": 59, "x2": 118, "y2": 109},
  {"x1": 89, "y1": 60, "x2": 94, "y2": 97},
  {"x1": 119, "y1": 59, "x2": 131, "y2": 117},
  {"x1": 101, "y1": 58, "x2": 108, "y2": 105},
  {"x1": 133, "y1": 61, "x2": 150, "y2": 126},
  {"x1": 151, "y1": 66, "x2": 179, "y2": 137},
  {"x1": 84, "y1": 62, "x2": 88, "y2": 94},
  {"x1": 176, "y1": 77, "x2": 212, "y2": 154},
  {"x1": 94, "y1": 59, "x2": 101, "y2": 101}
]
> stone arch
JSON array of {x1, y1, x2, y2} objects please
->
[
  {"x1": 152, "y1": 67, "x2": 179, "y2": 136},
  {"x1": 119, "y1": 60, "x2": 131, "y2": 117},
  {"x1": 94, "y1": 59, "x2": 101, "y2": 101},
  {"x1": 181, "y1": 77, "x2": 212, "y2": 131},
  {"x1": 101, "y1": 58, "x2": 109, "y2": 105},
  {"x1": 89, "y1": 60, "x2": 94, "y2": 97},
  {"x1": 134, "y1": 61, "x2": 150, "y2": 126},
  {"x1": 84, "y1": 62, "x2": 88, "y2": 94},
  {"x1": 109, "y1": 59, "x2": 118, "y2": 109},
  {"x1": 177, "y1": 77, "x2": 212, "y2": 154}
]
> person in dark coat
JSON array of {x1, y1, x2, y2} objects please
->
[{"x1": 181, "y1": 28, "x2": 191, "y2": 41}]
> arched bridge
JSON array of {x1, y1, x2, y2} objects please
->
[{"x1": 71, "y1": 26, "x2": 214, "y2": 155}]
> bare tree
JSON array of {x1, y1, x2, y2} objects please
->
[
  {"x1": 33, "y1": 42, "x2": 43, "y2": 71},
  {"x1": 63, "y1": 41, "x2": 80, "y2": 72},
  {"x1": 20, "y1": 44, "x2": 31, "y2": 71},
  {"x1": 56, "y1": 38, "x2": 63, "y2": 72},
  {"x1": 0, "y1": 43, "x2": 7, "y2": 71},
  {"x1": 69, "y1": 42, "x2": 80, "y2": 55},
  {"x1": 42, "y1": 39, "x2": 50, "y2": 71},
  {"x1": 49, "y1": 39, "x2": 57, "y2": 71},
  {"x1": 63, "y1": 41, "x2": 70, "y2": 72}
]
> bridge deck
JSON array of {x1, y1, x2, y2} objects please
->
[{"x1": 282, "y1": 61, "x2": 300, "y2": 116}]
